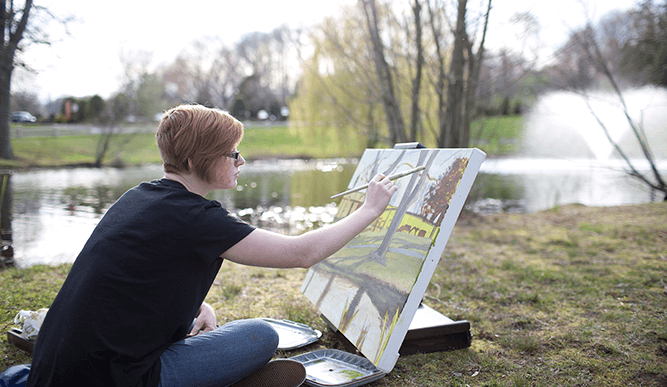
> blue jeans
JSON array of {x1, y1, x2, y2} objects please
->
[
  {"x1": 0, "y1": 364, "x2": 30, "y2": 387},
  {"x1": 158, "y1": 319, "x2": 278, "y2": 387}
]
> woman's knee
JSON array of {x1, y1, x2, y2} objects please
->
[
  {"x1": 222, "y1": 318, "x2": 279, "y2": 354},
  {"x1": 244, "y1": 319, "x2": 279, "y2": 352}
]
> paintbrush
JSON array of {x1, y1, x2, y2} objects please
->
[{"x1": 330, "y1": 166, "x2": 426, "y2": 199}]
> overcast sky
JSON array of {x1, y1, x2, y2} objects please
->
[{"x1": 14, "y1": 0, "x2": 638, "y2": 103}]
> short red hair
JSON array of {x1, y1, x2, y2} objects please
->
[{"x1": 156, "y1": 104, "x2": 244, "y2": 183}]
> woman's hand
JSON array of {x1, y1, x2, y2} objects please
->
[
  {"x1": 189, "y1": 302, "x2": 217, "y2": 336},
  {"x1": 362, "y1": 173, "x2": 398, "y2": 218}
]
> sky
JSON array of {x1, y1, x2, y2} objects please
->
[{"x1": 14, "y1": 0, "x2": 639, "y2": 103}]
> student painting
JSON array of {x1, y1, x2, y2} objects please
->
[{"x1": 19, "y1": 104, "x2": 397, "y2": 387}]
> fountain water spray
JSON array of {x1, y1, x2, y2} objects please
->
[{"x1": 523, "y1": 86, "x2": 667, "y2": 161}]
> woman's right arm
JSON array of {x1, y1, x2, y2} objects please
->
[{"x1": 220, "y1": 173, "x2": 397, "y2": 268}]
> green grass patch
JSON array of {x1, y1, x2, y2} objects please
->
[
  {"x1": 3, "y1": 117, "x2": 521, "y2": 170},
  {"x1": 8, "y1": 134, "x2": 163, "y2": 168},
  {"x1": 470, "y1": 115, "x2": 524, "y2": 155},
  {"x1": 2, "y1": 204, "x2": 666, "y2": 386},
  {"x1": 3, "y1": 125, "x2": 367, "y2": 170},
  {"x1": 433, "y1": 202, "x2": 667, "y2": 386}
]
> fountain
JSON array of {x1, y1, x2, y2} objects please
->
[
  {"x1": 522, "y1": 86, "x2": 667, "y2": 161},
  {"x1": 472, "y1": 86, "x2": 667, "y2": 214}
]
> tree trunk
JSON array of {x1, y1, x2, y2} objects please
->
[
  {"x1": 409, "y1": 0, "x2": 424, "y2": 142},
  {"x1": 461, "y1": 0, "x2": 492, "y2": 148},
  {"x1": 0, "y1": 63, "x2": 13, "y2": 159},
  {"x1": 427, "y1": 1, "x2": 447, "y2": 147},
  {"x1": 361, "y1": 0, "x2": 407, "y2": 145},
  {"x1": 439, "y1": 0, "x2": 467, "y2": 148},
  {"x1": 0, "y1": 0, "x2": 33, "y2": 160}
]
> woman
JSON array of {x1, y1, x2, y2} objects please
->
[{"x1": 24, "y1": 104, "x2": 397, "y2": 387}]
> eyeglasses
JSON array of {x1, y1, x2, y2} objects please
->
[{"x1": 226, "y1": 151, "x2": 241, "y2": 160}]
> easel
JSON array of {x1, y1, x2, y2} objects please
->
[
  {"x1": 298, "y1": 143, "x2": 485, "y2": 385},
  {"x1": 324, "y1": 303, "x2": 471, "y2": 356},
  {"x1": 323, "y1": 142, "x2": 472, "y2": 357}
]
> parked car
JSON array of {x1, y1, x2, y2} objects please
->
[{"x1": 11, "y1": 111, "x2": 37, "y2": 123}]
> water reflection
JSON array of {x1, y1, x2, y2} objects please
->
[
  {"x1": 4, "y1": 157, "x2": 665, "y2": 268},
  {"x1": 1, "y1": 174, "x2": 13, "y2": 268},
  {"x1": 8, "y1": 160, "x2": 356, "y2": 268},
  {"x1": 469, "y1": 158, "x2": 665, "y2": 214},
  {"x1": 10, "y1": 167, "x2": 158, "y2": 268},
  {"x1": 210, "y1": 159, "x2": 355, "y2": 234}
]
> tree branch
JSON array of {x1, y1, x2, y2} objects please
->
[{"x1": 573, "y1": 25, "x2": 667, "y2": 199}]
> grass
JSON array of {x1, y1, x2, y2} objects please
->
[
  {"x1": 7, "y1": 134, "x2": 162, "y2": 168},
  {"x1": 2, "y1": 202, "x2": 666, "y2": 386},
  {"x1": 470, "y1": 115, "x2": 524, "y2": 155},
  {"x1": 6, "y1": 115, "x2": 663, "y2": 384},
  {"x1": 3, "y1": 125, "x2": 365, "y2": 170},
  {"x1": 2, "y1": 116, "x2": 523, "y2": 170}
]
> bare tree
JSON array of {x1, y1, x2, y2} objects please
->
[
  {"x1": 574, "y1": 25, "x2": 667, "y2": 200},
  {"x1": 209, "y1": 46, "x2": 244, "y2": 110},
  {"x1": 0, "y1": 0, "x2": 32, "y2": 159},
  {"x1": 160, "y1": 38, "x2": 245, "y2": 110},
  {"x1": 10, "y1": 90, "x2": 39, "y2": 114},
  {"x1": 236, "y1": 31, "x2": 283, "y2": 114},
  {"x1": 361, "y1": 0, "x2": 407, "y2": 144},
  {"x1": 619, "y1": 0, "x2": 667, "y2": 86},
  {"x1": 116, "y1": 48, "x2": 153, "y2": 117},
  {"x1": 426, "y1": 0, "x2": 449, "y2": 146},
  {"x1": 93, "y1": 92, "x2": 129, "y2": 168},
  {"x1": 409, "y1": 0, "x2": 425, "y2": 141},
  {"x1": 461, "y1": 0, "x2": 491, "y2": 147},
  {"x1": 84, "y1": 49, "x2": 153, "y2": 168},
  {"x1": 439, "y1": 0, "x2": 467, "y2": 148},
  {"x1": 430, "y1": 0, "x2": 491, "y2": 148},
  {"x1": 237, "y1": 32, "x2": 274, "y2": 83},
  {"x1": 271, "y1": 25, "x2": 294, "y2": 108}
]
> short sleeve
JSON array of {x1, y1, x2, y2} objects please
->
[{"x1": 191, "y1": 201, "x2": 255, "y2": 264}]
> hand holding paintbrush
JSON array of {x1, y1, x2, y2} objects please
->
[{"x1": 331, "y1": 166, "x2": 426, "y2": 199}]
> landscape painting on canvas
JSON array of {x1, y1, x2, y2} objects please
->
[{"x1": 301, "y1": 147, "x2": 485, "y2": 371}]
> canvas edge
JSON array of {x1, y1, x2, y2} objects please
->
[{"x1": 375, "y1": 148, "x2": 487, "y2": 372}]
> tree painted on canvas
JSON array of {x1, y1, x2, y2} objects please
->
[{"x1": 420, "y1": 157, "x2": 469, "y2": 227}]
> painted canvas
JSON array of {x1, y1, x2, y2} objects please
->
[{"x1": 301, "y1": 147, "x2": 486, "y2": 372}]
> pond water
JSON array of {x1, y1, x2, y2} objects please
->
[{"x1": 1, "y1": 157, "x2": 664, "y2": 268}]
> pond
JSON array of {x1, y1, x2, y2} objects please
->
[{"x1": 1, "y1": 157, "x2": 664, "y2": 268}]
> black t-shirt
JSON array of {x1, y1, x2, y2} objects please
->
[{"x1": 26, "y1": 178, "x2": 255, "y2": 387}]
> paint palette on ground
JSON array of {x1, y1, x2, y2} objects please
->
[
  {"x1": 300, "y1": 147, "x2": 486, "y2": 377},
  {"x1": 261, "y1": 318, "x2": 322, "y2": 350},
  {"x1": 290, "y1": 349, "x2": 385, "y2": 387}
]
